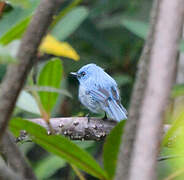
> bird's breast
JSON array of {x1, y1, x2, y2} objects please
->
[{"x1": 78, "y1": 85, "x2": 102, "y2": 113}]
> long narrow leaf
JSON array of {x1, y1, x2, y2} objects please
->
[
  {"x1": 38, "y1": 58, "x2": 63, "y2": 114},
  {"x1": 16, "y1": 90, "x2": 40, "y2": 115},
  {"x1": 103, "y1": 121, "x2": 125, "y2": 179},
  {"x1": 50, "y1": 0, "x2": 82, "y2": 29},
  {"x1": 39, "y1": 35, "x2": 80, "y2": 61},
  {"x1": 121, "y1": 19, "x2": 184, "y2": 53},
  {"x1": 9, "y1": 118, "x2": 108, "y2": 180},
  {"x1": 121, "y1": 19, "x2": 148, "y2": 39},
  {"x1": 162, "y1": 111, "x2": 184, "y2": 147},
  {"x1": 0, "y1": 15, "x2": 31, "y2": 45},
  {"x1": 51, "y1": 6, "x2": 89, "y2": 41}
]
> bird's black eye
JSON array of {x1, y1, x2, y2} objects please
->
[{"x1": 81, "y1": 71, "x2": 86, "y2": 76}]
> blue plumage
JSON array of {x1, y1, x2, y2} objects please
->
[{"x1": 71, "y1": 64, "x2": 127, "y2": 121}]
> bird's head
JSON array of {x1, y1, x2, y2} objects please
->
[{"x1": 70, "y1": 63, "x2": 101, "y2": 83}]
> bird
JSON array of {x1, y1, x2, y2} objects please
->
[{"x1": 70, "y1": 63, "x2": 127, "y2": 121}]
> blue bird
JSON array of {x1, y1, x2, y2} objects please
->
[{"x1": 71, "y1": 64, "x2": 127, "y2": 121}]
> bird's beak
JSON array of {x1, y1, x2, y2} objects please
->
[{"x1": 70, "y1": 72, "x2": 78, "y2": 77}]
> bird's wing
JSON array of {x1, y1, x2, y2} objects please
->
[
  {"x1": 89, "y1": 86, "x2": 110, "y2": 103},
  {"x1": 87, "y1": 83, "x2": 128, "y2": 121},
  {"x1": 88, "y1": 83, "x2": 119, "y2": 104},
  {"x1": 111, "y1": 86, "x2": 128, "y2": 115}
]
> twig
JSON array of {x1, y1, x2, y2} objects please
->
[
  {"x1": 115, "y1": 0, "x2": 159, "y2": 179},
  {"x1": 129, "y1": 0, "x2": 184, "y2": 180},
  {"x1": 0, "y1": 0, "x2": 64, "y2": 141},
  {"x1": 0, "y1": 132, "x2": 37, "y2": 180},
  {"x1": 17, "y1": 118, "x2": 170, "y2": 141},
  {"x1": 28, "y1": 117, "x2": 117, "y2": 141}
]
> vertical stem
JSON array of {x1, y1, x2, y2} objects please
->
[
  {"x1": 129, "y1": 0, "x2": 184, "y2": 179},
  {"x1": 0, "y1": 0, "x2": 64, "y2": 140},
  {"x1": 115, "y1": 0, "x2": 159, "y2": 179}
]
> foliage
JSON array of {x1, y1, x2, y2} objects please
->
[
  {"x1": 121, "y1": 19, "x2": 148, "y2": 39},
  {"x1": 16, "y1": 90, "x2": 40, "y2": 115},
  {"x1": 0, "y1": 15, "x2": 31, "y2": 45},
  {"x1": 0, "y1": 42, "x2": 18, "y2": 63},
  {"x1": 35, "y1": 154, "x2": 66, "y2": 179},
  {"x1": 171, "y1": 84, "x2": 184, "y2": 98},
  {"x1": 10, "y1": 118, "x2": 108, "y2": 180},
  {"x1": 51, "y1": 6, "x2": 89, "y2": 41},
  {"x1": 1, "y1": 0, "x2": 184, "y2": 179},
  {"x1": 39, "y1": 35, "x2": 80, "y2": 61},
  {"x1": 5, "y1": 0, "x2": 31, "y2": 8},
  {"x1": 103, "y1": 121, "x2": 125, "y2": 179},
  {"x1": 37, "y1": 58, "x2": 63, "y2": 114}
]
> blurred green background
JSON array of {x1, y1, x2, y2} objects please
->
[{"x1": 2, "y1": 0, "x2": 183, "y2": 180}]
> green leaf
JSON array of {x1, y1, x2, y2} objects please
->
[
  {"x1": 171, "y1": 84, "x2": 184, "y2": 98},
  {"x1": 103, "y1": 121, "x2": 125, "y2": 179},
  {"x1": 51, "y1": 6, "x2": 89, "y2": 40},
  {"x1": 35, "y1": 155, "x2": 66, "y2": 179},
  {"x1": 121, "y1": 19, "x2": 149, "y2": 39},
  {"x1": 121, "y1": 19, "x2": 184, "y2": 53},
  {"x1": 162, "y1": 111, "x2": 184, "y2": 147},
  {"x1": 38, "y1": 58, "x2": 63, "y2": 114},
  {"x1": 9, "y1": 118, "x2": 108, "y2": 180},
  {"x1": 16, "y1": 90, "x2": 40, "y2": 115},
  {"x1": 157, "y1": 147, "x2": 180, "y2": 179},
  {"x1": 50, "y1": 0, "x2": 82, "y2": 29},
  {"x1": 7, "y1": 0, "x2": 31, "y2": 8},
  {"x1": 0, "y1": 15, "x2": 31, "y2": 45},
  {"x1": 0, "y1": 0, "x2": 40, "y2": 37}
]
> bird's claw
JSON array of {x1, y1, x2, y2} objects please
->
[
  {"x1": 103, "y1": 113, "x2": 108, "y2": 121},
  {"x1": 85, "y1": 113, "x2": 90, "y2": 123}
]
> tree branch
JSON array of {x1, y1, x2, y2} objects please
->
[
  {"x1": 129, "y1": 0, "x2": 184, "y2": 180},
  {"x1": 0, "y1": 132, "x2": 37, "y2": 180},
  {"x1": 20, "y1": 117, "x2": 169, "y2": 141},
  {"x1": 28, "y1": 117, "x2": 117, "y2": 141},
  {"x1": 0, "y1": 0, "x2": 64, "y2": 141},
  {"x1": 115, "y1": 0, "x2": 159, "y2": 179},
  {"x1": 0, "y1": 158, "x2": 22, "y2": 180},
  {"x1": 0, "y1": 0, "x2": 64, "y2": 179}
]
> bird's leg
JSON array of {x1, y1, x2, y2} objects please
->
[
  {"x1": 103, "y1": 112, "x2": 108, "y2": 121},
  {"x1": 85, "y1": 113, "x2": 90, "y2": 123}
]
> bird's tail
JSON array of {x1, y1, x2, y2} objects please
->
[{"x1": 106, "y1": 100, "x2": 127, "y2": 121}]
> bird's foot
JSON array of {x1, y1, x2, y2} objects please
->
[
  {"x1": 103, "y1": 113, "x2": 108, "y2": 121},
  {"x1": 85, "y1": 113, "x2": 90, "y2": 123}
]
